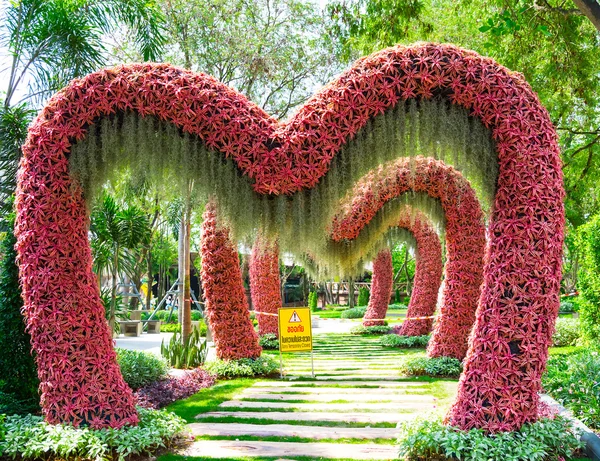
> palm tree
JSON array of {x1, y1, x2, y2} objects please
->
[
  {"x1": 90, "y1": 193, "x2": 150, "y2": 332},
  {"x1": 0, "y1": 0, "x2": 166, "y2": 213}
]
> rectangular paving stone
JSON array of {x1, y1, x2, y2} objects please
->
[
  {"x1": 220, "y1": 399, "x2": 435, "y2": 411},
  {"x1": 188, "y1": 422, "x2": 399, "y2": 439},
  {"x1": 196, "y1": 410, "x2": 413, "y2": 424},
  {"x1": 245, "y1": 386, "x2": 423, "y2": 395},
  {"x1": 183, "y1": 440, "x2": 399, "y2": 460},
  {"x1": 237, "y1": 392, "x2": 430, "y2": 402},
  {"x1": 255, "y1": 380, "x2": 424, "y2": 387}
]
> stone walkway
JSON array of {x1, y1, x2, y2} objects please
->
[{"x1": 184, "y1": 333, "x2": 455, "y2": 460}]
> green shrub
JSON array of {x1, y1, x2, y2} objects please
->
[
  {"x1": 142, "y1": 310, "x2": 203, "y2": 324},
  {"x1": 308, "y1": 291, "x2": 318, "y2": 311},
  {"x1": 552, "y1": 318, "x2": 580, "y2": 347},
  {"x1": 259, "y1": 333, "x2": 279, "y2": 350},
  {"x1": 357, "y1": 287, "x2": 370, "y2": 306},
  {"x1": 340, "y1": 306, "x2": 366, "y2": 319},
  {"x1": 381, "y1": 334, "x2": 430, "y2": 348},
  {"x1": 159, "y1": 320, "x2": 208, "y2": 335},
  {"x1": 400, "y1": 356, "x2": 462, "y2": 378},
  {"x1": 0, "y1": 392, "x2": 41, "y2": 416},
  {"x1": 161, "y1": 328, "x2": 208, "y2": 369},
  {"x1": 559, "y1": 300, "x2": 576, "y2": 314},
  {"x1": 0, "y1": 213, "x2": 39, "y2": 415},
  {"x1": 159, "y1": 323, "x2": 181, "y2": 333},
  {"x1": 350, "y1": 325, "x2": 391, "y2": 335},
  {"x1": 543, "y1": 348, "x2": 600, "y2": 429},
  {"x1": 388, "y1": 303, "x2": 408, "y2": 310},
  {"x1": 576, "y1": 217, "x2": 600, "y2": 343},
  {"x1": 0, "y1": 414, "x2": 5, "y2": 442},
  {"x1": 0, "y1": 408, "x2": 186, "y2": 460},
  {"x1": 397, "y1": 416, "x2": 584, "y2": 461},
  {"x1": 115, "y1": 349, "x2": 168, "y2": 390},
  {"x1": 204, "y1": 356, "x2": 279, "y2": 379}
]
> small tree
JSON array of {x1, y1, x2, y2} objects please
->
[
  {"x1": 91, "y1": 193, "x2": 150, "y2": 332},
  {"x1": 357, "y1": 286, "x2": 370, "y2": 306}
]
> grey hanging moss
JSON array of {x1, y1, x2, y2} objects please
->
[{"x1": 69, "y1": 98, "x2": 495, "y2": 277}]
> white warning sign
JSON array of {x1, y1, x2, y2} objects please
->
[{"x1": 289, "y1": 311, "x2": 301, "y2": 323}]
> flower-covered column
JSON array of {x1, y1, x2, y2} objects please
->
[
  {"x1": 200, "y1": 203, "x2": 262, "y2": 360},
  {"x1": 363, "y1": 249, "x2": 393, "y2": 326},
  {"x1": 399, "y1": 213, "x2": 443, "y2": 336},
  {"x1": 249, "y1": 236, "x2": 281, "y2": 335}
]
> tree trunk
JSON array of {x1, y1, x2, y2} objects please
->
[
  {"x1": 573, "y1": 0, "x2": 600, "y2": 31},
  {"x1": 404, "y1": 247, "x2": 412, "y2": 296},
  {"x1": 177, "y1": 211, "x2": 185, "y2": 326},
  {"x1": 182, "y1": 188, "x2": 193, "y2": 342},
  {"x1": 145, "y1": 251, "x2": 152, "y2": 310},
  {"x1": 348, "y1": 279, "x2": 355, "y2": 308},
  {"x1": 109, "y1": 245, "x2": 119, "y2": 334}
]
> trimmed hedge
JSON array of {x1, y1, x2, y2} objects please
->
[
  {"x1": 381, "y1": 334, "x2": 430, "y2": 348},
  {"x1": 340, "y1": 306, "x2": 366, "y2": 319}
]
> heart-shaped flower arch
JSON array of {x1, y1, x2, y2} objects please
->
[
  {"x1": 362, "y1": 210, "x2": 443, "y2": 338},
  {"x1": 16, "y1": 43, "x2": 563, "y2": 432},
  {"x1": 330, "y1": 157, "x2": 486, "y2": 359}
]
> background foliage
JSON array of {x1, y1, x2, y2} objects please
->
[{"x1": 0, "y1": 212, "x2": 39, "y2": 415}]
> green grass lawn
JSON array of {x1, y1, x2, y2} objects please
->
[{"x1": 162, "y1": 332, "x2": 591, "y2": 461}]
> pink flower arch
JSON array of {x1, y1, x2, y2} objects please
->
[
  {"x1": 362, "y1": 210, "x2": 443, "y2": 333},
  {"x1": 331, "y1": 157, "x2": 485, "y2": 359},
  {"x1": 363, "y1": 248, "x2": 394, "y2": 327},
  {"x1": 249, "y1": 237, "x2": 282, "y2": 336},
  {"x1": 17, "y1": 43, "x2": 563, "y2": 432},
  {"x1": 200, "y1": 203, "x2": 262, "y2": 361}
]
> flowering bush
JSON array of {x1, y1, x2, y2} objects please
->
[
  {"x1": 135, "y1": 368, "x2": 215, "y2": 409},
  {"x1": 363, "y1": 249, "x2": 393, "y2": 326},
  {"x1": 331, "y1": 157, "x2": 484, "y2": 359},
  {"x1": 16, "y1": 43, "x2": 563, "y2": 431},
  {"x1": 200, "y1": 204, "x2": 262, "y2": 361},
  {"x1": 249, "y1": 237, "x2": 281, "y2": 335}
]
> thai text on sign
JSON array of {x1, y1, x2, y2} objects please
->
[{"x1": 278, "y1": 307, "x2": 313, "y2": 352}]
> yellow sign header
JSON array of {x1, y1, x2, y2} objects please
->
[{"x1": 278, "y1": 307, "x2": 313, "y2": 353}]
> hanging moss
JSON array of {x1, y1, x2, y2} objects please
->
[{"x1": 69, "y1": 97, "x2": 495, "y2": 275}]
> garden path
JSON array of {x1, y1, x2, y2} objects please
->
[{"x1": 183, "y1": 333, "x2": 457, "y2": 460}]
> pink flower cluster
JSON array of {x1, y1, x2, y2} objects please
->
[
  {"x1": 200, "y1": 204, "x2": 262, "y2": 360},
  {"x1": 16, "y1": 43, "x2": 563, "y2": 432},
  {"x1": 330, "y1": 157, "x2": 485, "y2": 360},
  {"x1": 397, "y1": 212, "x2": 443, "y2": 337},
  {"x1": 135, "y1": 368, "x2": 215, "y2": 409},
  {"x1": 363, "y1": 249, "x2": 393, "y2": 327},
  {"x1": 249, "y1": 237, "x2": 281, "y2": 335}
]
